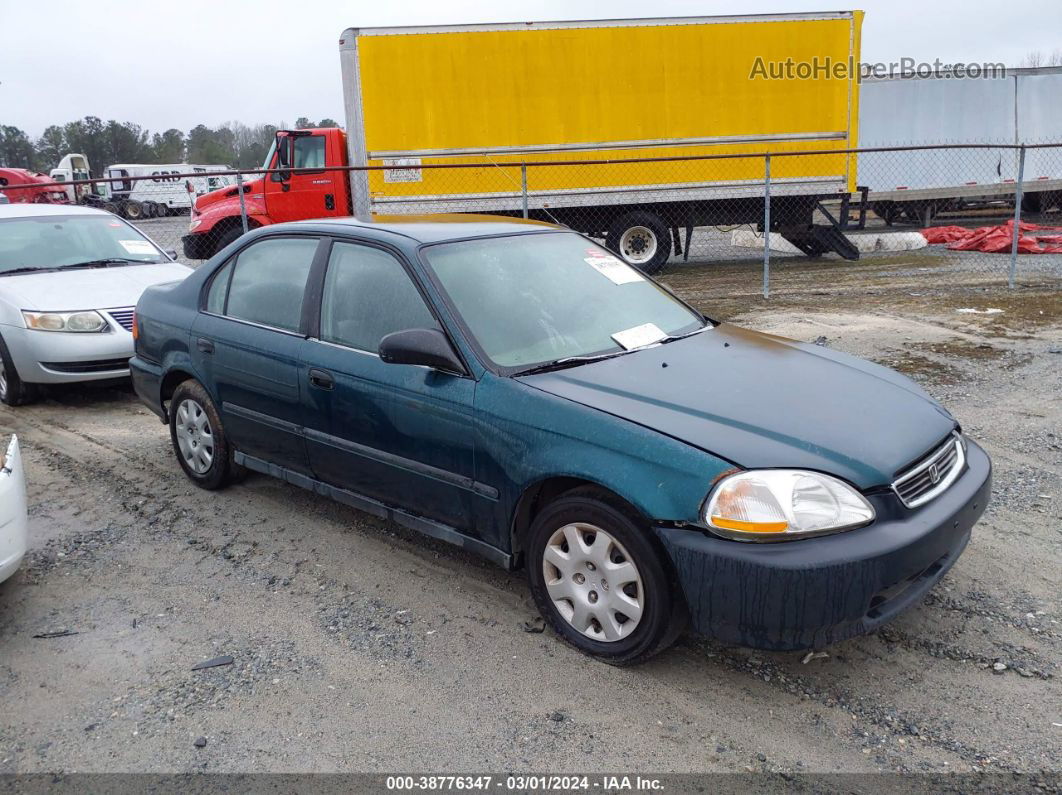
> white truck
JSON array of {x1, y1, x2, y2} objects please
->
[
  {"x1": 104, "y1": 163, "x2": 233, "y2": 219},
  {"x1": 858, "y1": 66, "x2": 1062, "y2": 224}
]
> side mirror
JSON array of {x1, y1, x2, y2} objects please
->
[
  {"x1": 272, "y1": 134, "x2": 291, "y2": 182},
  {"x1": 379, "y1": 328, "x2": 466, "y2": 375}
]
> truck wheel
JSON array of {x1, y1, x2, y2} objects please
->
[
  {"x1": 1021, "y1": 193, "x2": 1043, "y2": 215},
  {"x1": 155, "y1": 203, "x2": 169, "y2": 218},
  {"x1": 606, "y1": 211, "x2": 672, "y2": 274},
  {"x1": 102, "y1": 202, "x2": 119, "y2": 215},
  {"x1": 123, "y1": 201, "x2": 144, "y2": 220},
  {"x1": 526, "y1": 487, "x2": 685, "y2": 665},
  {"x1": 212, "y1": 225, "x2": 246, "y2": 256}
]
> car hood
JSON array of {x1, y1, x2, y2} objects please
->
[
  {"x1": 517, "y1": 323, "x2": 956, "y2": 489},
  {"x1": 1, "y1": 263, "x2": 192, "y2": 311}
]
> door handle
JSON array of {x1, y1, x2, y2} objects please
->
[
  {"x1": 308, "y1": 368, "x2": 335, "y2": 390},
  {"x1": 324, "y1": 193, "x2": 335, "y2": 210},
  {"x1": 196, "y1": 337, "x2": 214, "y2": 354}
]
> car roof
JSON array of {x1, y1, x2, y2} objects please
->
[
  {"x1": 279, "y1": 214, "x2": 564, "y2": 244},
  {"x1": 0, "y1": 203, "x2": 111, "y2": 219}
]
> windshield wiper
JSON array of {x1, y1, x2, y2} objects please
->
[
  {"x1": 658, "y1": 324, "x2": 712, "y2": 344},
  {"x1": 60, "y1": 257, "x2": 148, "y2": 269},
  {"x1": 0, "y1": 266, "x2": 61, "y2": 277},
  {"x1": 516, "y1": 350, "x2": 632, "y2": 376}
]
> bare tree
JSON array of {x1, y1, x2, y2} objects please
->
[{"x1": 1021, "y1": 49, "x2": 1062, "y2": 67}]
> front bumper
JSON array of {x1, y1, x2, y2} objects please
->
[
  {"x1": 1, "y1": 324, "x2": 133, "y2": 385},
  {"x1": 182, "y1": 233, "x2": 209, "y2": 261},
  {"x1": 654, "y1": 440, "x2": 992, "y2": 651}
]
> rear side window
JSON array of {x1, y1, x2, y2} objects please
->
[
  {"x1": 320, "y1": 242, "x2": 438, "y2": 352},
  {"x1": 224, "y1": 237, "x2": 318, "y2": 332},
  {"x1": 205, "y1": 260, "x2": 233, "y2": 315}
]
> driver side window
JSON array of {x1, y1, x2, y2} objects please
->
[{"x1": 320, "y1": 242, "x2": 439, "y2": 353}]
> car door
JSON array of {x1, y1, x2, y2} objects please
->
[
  {"x1": 263, "y1": 132, "x2": 343, "y2": 223},
  {"x1": 300, "y1": 239, "x2": 478, "y2": 530},
  {"x1": 191, "y1": 235, "x2": 324, "y2": 474}
]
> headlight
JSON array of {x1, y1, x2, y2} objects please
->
[
  {"x1": 704, "y1": 469, "x2": 874, "y2": 542},
  {"x1": 23, "y1": 310, "x2": 108, "y2": 333}
]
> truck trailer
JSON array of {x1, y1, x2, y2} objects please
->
[
  {"x1": 185, "y1": 12, "x2": 865, "y2": 270},
  {"x1": 858, "y1": 66, "x2": 1062, "y2": 224},
  {"x1": 107, "y1": 163, "x2": 232, "y2": 219}
]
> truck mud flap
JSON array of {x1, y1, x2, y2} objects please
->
[{"x1": 780, "y1": 225, "x2": 860, "y2": 260}]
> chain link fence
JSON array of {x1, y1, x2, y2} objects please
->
[{"x1": 3, "y1": 143, "x2": 1060, "y2": 299}]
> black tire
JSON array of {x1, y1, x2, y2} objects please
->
[
  {"x1": 0, "y1": 333, "x2": 38, "y2": 407},
  {"x1": 1021, "y1": 192, "x2": 1043, "y2": 215},
  {"x1": 102, "y1": 202, "x2": 119, "y2": 215},
  {"x1": 168, "y1": 379, "x2": 243, "y2": 490},
  {"x1": 526, "y1": 486, "x2": 685, "y2": 665},
  {"x1": 123, "y1": 200, "x2": 143, "y2": 220},
  {"x1": 211, "y1": 224, "x2": 246, "y2": 257},
  {"x1": 155, "y1": 203, "x2": 169, "y2": 218},
  {"x1": 606, "y1": 211, "x2": 672, "y2": 274}
]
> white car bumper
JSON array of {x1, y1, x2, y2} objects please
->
[{"x1": 0, "y1": 435, "x2": 28, "y2": 584}]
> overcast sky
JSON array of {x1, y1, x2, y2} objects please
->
[{"x1": 2, "y1": 0, "x2": 1060, "y2": 137}]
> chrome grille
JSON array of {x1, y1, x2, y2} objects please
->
[
  {"x1": 892, "y1": 433, "x2": 965, "y2": 509},
  {"x1": 106, "y1": 307, "x2": 135, "y2": 332}
]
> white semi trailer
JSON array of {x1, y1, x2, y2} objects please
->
[
  {"x1": 104, "y1": 163, "x2": 232, "y2": 219},
  {"x1": 858, "y1": 66, "x2": 1062, "y2": 224}
]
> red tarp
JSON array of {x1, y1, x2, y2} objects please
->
[{"x1": 922, "y1": 220, "x2": 1062, "y2": 254}]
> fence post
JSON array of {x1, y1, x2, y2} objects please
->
[
  {"x1": 521, "y1": 164, "x2": 529, "y2": 219},
  {"x1": 762, "y1": 154, "x2": 771, "y2": 299},
  {"x1": 1008, "y1": 144, "x2": 1026, "y2": 289},
  {"x1": 235, "y1": 171, "x2": 249, "y2": 235}
]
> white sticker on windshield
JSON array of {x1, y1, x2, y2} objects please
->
[
  {"x1": 611, "y1": 322, "x2": 667, "y2": 350},
  {"x1": 118, "y1": 239, "x2": 156, "y2": 255},
  {"x1": 585, "y1": 252, "x2": 644, "y2": 285}
]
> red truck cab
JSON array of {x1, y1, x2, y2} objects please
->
[
  {"x1": 182, "y1": 128, "x2": 351, "y2": 259},
  {"x1": 0, "y1": 169, "x2": 70, "y2": 205}
]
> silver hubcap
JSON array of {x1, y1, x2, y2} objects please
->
[
  {"x1": 542, "y1": 522, "x2": 644, "y2": 642},
  {"x1": 175, "y1": 399, "x2": 215, "y2": 475},
  {"x1": 619, "y1": 225, "x2": 658, "y2": 265}
]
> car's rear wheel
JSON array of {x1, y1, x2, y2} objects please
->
[
  {"x1": 526, "y1": 487, "x2": 684, "y2": 665},
  {"x1": 0, "y1": 334, "x2": 38, "y2": 407},
  {"x1": 168, "y1": 380, "x2": 242, "y2": 489}
]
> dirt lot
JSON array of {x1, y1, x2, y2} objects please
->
[{"x1": 0, "y1": 266, "x2": 1059, "y2": 779}]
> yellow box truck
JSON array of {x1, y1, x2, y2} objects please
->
[{"x1": 332, "y1": 13, "x2": 862, "y2": 271}]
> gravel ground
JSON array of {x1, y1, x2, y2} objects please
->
[{"x1": 0, "y1": 273, "x2": 1059, "y2": 779}]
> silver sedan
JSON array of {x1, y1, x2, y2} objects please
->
[{"x1": 0, "y1": 203, "x2": 191, "y2": 406}]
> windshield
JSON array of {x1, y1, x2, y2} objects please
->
[
  {"x1": 422, "y1": 232, "x2": 704, "y2": 370},
  {"x1": 0, "y1": 215, "x2": 167, "y2": 273}
]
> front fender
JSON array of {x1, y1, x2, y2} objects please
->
[
  {"x1": 475, "y1": 375, "x2": 731, "y2": 532},
  {"x1": 192, "y1": 194, "x2": 271, "y2": 235}
]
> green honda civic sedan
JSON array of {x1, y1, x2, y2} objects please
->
[{"x1": 130, "y1": 216, "x2": 991, "y2": 664}]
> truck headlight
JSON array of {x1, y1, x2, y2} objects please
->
[
  {"x1": 704, "y1": 470, "x2": 874, "y2": 542},
  {"x1": 23, "y1": 310, "x2": 108, "y2": 333}
]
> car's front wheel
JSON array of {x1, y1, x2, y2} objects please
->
[
  {"x1": 0, "y1": 334, "x2": 38, "y2": 407},
  {"x1": 168, "y1": 380, "x2": 242, "y2": 489},
  {"x1": 527, "y1": 487, "x2": 685, "y2": 665}
]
